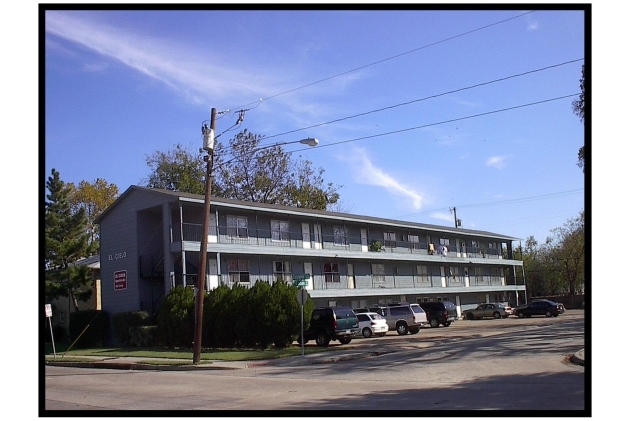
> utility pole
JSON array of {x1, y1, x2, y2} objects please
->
[
  {"x1": 193, "y1": 108, "x2": 216, "y2": 364},
  {"x1": 450, "y1": 207, "x2": 461, "y2": 229}
]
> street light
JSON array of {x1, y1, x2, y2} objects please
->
[{"x1": 192, "y1": 108, "x2": 319, "y2": 364}]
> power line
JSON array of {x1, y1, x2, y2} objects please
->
[
  {"x1": 227, "y1": 10, "x2": 537, "y2": 111},
  {"x1": 261, "y1": 58, "x2": 584, "y2": 141},
  {"x1": 279, "y1": 93, "x2": 580, "y2": 154}
]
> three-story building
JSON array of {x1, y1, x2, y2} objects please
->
[{"x1": 95, "y1": 186, "x2": 526, "y2": 321}]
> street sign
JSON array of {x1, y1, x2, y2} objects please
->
[
  {"x1": 296, "y1": 288, "x2": 309, "y2": 305},
  {"x1": 292, "y1": 273, "x2": 310, "y2": 287},
  {"x1": 45, "y1": 304, "x2": 53, "y2": 318}
]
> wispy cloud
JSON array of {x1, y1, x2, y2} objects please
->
[
  {"x1": 430, "y1": 211, "x2": 452, "y2": 222},
  {"x1": 527, "y1": 20, "x2": 539, "y2": 31},
  {"x1": 486, "y1": 155, "x2": 509, "y2": 169},
  {"x1": 44, "y1": 12, "x2": 307, "y2": 107},
  {"x1": 339, "y1": 148, "x2": 423, "y2": 209}
]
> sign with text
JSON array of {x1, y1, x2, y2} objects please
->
[{"x1": 114, "y1": 270, "x2": 127, "y2": 291}]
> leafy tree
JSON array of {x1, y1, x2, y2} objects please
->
[
  {"x1": 45, "y1": 169, "x2": 97, "y2": 312},
  {"x1": 67, "y1": 178, "x2": 119, "y2": 247},
  {"x1": 572, "y1": 65, "x2": 585, "y2": 172},
  {"x1": 544, "y1": 211, "x2": 585, "y2": 297},
  {"x1": 144, "y1": 143, "x2": 206, "y2": 194},
  {"x1": 145, "y1": 130, "x2": 341, "y2": 210}
]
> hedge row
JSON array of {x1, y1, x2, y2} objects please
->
[{"x1": 158, "y1": 281, "x2": 314, "y2": 349}]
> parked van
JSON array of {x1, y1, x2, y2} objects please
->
[
  {"x1": 383, "y1": 303, "x2": 427, "y2": 335},
  {"x1": 300, "y1": 306, "x2": 359, "y2": 347}
]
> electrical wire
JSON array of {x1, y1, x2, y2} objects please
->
[
  {"x1": 227, "y1": 10, "x2": 537, "y2": 111},
  {"x1": 260, "y1": 58, "x2": 584, "y2": 141}
]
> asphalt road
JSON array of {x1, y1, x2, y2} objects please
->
[{"x1": 43, "y1": 310, "x2": 587, "y2": 414}]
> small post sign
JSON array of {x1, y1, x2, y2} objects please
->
[
  {"x1": 292, "y1": 273, "x2": 310, "y2": 288},
  {"x1": 114, "y1": 270, "x2": 127, "y2": 291},
  {"x1": 45, "y1": 304, "x2": 56, "y2": 358}
]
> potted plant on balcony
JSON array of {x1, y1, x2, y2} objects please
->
[{"x1": 370, "y1": 240, "x2": 384, "y2": 252}]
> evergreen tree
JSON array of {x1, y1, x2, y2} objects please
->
[{"x1": 45, "y1": 169, "x2": 96, "y2": 312}]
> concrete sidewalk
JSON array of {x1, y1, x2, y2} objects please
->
[{"x1": 45, "y1": 347, "x2": 584, "y2": 371}]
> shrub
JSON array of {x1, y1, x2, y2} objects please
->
[
  {"x1": 129, "y1": 326, "x2": 158, "y2": 347},
  {"x1": 69, "y1": 310, "x2": 110, "y2": 349},
  {"x1": 156, "y1": 286, "x2": 195, "y2": 348},
  {"x1": 112, "y1": 311, "x2": 150, "y2": 346}
]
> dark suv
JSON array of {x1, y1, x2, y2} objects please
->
[
  {"x1": 300, "y1": 307, "x2": 359, "y2": 347},
  {"x1": 418, "y1": 301, "x2": 458, "y2": 328}
]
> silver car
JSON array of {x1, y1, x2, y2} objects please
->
[{"x1": 462, "y1": 303, "x2": 510, "y2": 320}]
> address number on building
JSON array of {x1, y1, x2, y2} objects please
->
[{"x1": 114, "y1": 270, "x2": 127, "y2": 291}]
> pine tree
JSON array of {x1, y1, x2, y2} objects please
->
[{"x1": 45, "y1": 169, "x2": 96, "y2": 312}]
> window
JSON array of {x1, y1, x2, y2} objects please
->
[
  {"x1": 449, "y1": 266, "x2": 459, "y2": 282},
  {"x1": 324, "y1": 262, "x2": 340, "y2": 283},
  {"x1": 333, "y1": 226, "x2": 347, "y2": 246},
  {"x1": 228, "y1": 260, "x2": 250, "y2": 284},
  {"x1": 474, "y1": 267, "x2": 483, "y2": 284},
  {"x1": 59, "y1": 311, "x2": 65, "y2": 324},
  {"x1": 408, "y1": 234, "x2": 421, "y2": 250},
  {"x1": 227, "y1": 215, "x2": 248, "y2": 238},
  {"x1": 372, "y1": 263, "x2": 385, "y2": 286},
  {"x1": 440, "y1": 238, "x2": 450, "y2": 246},
  {"x1": 274, "y1": 261, "x2": 292, "y2": 282},
  {"x1": 384, "y1": 232, "x2": 396, "y2": 248},
  {"x1": 271, "y1": 220, "x2": 290, "y2": 241},
  {"x1": 490, "y1": 267, "x2": 500, "y2": 283},
  {"x1": 416, "y1": 265, "x2": 429, "y2": 284}
]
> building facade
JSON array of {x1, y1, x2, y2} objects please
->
[{"x1": 95, "y1": 186, "x2": 526, "y2": 321}]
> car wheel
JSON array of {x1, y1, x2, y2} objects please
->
[
  {"x1": 545, "y1": 311, "x2": 552, "y2": 317},
  {"x1": 493, "y1": 312, "x2": 501, "y2": 319},
  {"x1": 396, "y1": 322, "x2": 409, "y2": 335},
  {"x1": 517, "y1": 311, "x2": 525, "y2": 318},
  {"x1": 430, "y1": 318, "x2": 439, "y2": 328},
  {"x1": 362, "y1": 327, "x2": 373, "y2": 338},
  {"x1": 315, "y1": 333, "x2": 330, "y2": 347},
  {"x1": 466, "y1": 313, "x2": 475, "y2": 321},
  {"x1": 339, "y1": 337, "x2": 352, "y2": 345},
  {"x1": 409, "y1": 326, "x2": 420, "y2": 334},
  {"x1": 443, "y1": 322, "x2": 451, "y2": 327}
]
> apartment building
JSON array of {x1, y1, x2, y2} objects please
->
[{"x1": 95, "y1": 186, "x2": 526, "y2": 320}]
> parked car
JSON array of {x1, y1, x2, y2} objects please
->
[
  {"x1": 533, "y1": 299, "x2": 565, "y2": 314},
  {"x1": 354, "y1": 305, "x2": 387, "y2": 317},
  {"x1": 513, "y1": 299, "x2": 564, "y2": 318},
  {"x1": 382, "y1": 303, "x2": 428, "y2": 335},
  {"x1": 417, "y1": 301, "x2": 458, "y2": 328},
  {"x1": 356, "y1": 312, "x2": 388, "y2": 338},
  {"x1": 462, "y1": 303, "x2": 509, "y2": 320},
  {"x1": 300, "y1": 306, "x2": 359, "y2": 346}
]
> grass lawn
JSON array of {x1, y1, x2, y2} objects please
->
[{"x1": 44, "y1": 343, "x2": 345, "y2": 361}]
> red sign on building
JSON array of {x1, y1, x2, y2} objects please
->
[{"x1": 114, "y1": 270, "x2": 127, "y2": 291}]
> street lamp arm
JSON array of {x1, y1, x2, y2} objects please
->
[{"x1": 212, "y1": 137, "x2": 319, "y2": 169}]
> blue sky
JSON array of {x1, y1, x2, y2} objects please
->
[{"x1": 43, "y1": 6, "x2": 586, "y2": 245}]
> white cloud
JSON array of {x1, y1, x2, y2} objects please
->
[
  {"x1": 486, "y1": 155, "x2": 509, "y2": 169},
  {"x1": 339, "y1": 148, "x2": 423, "y2": 210},
  {"x1": 430, "y1": 212, "x2": 453, "y2": 222},
  {"x1": 527, "y1": 21, "x2": 539, "y2": 31}
]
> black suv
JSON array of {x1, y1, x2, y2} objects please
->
[
  {"x1": 418, "y1": 301, "x2": 458, "y2": 328},
  {"x1": 300, "y1": 307, "x2": 359, "y2": 347}
]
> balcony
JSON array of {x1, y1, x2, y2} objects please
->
[{"x1": 174, "y1": 223, "x2": 509, "y2": 260}]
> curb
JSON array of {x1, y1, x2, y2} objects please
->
[{"x1": 45, "y1": 361, "x2": 238, "y2": 371}]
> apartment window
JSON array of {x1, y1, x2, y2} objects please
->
[
  {"x1": 58, "y1": 311, "x2": 65, "y2": 324},
  {"x1": 324, "y1": 263, "x2": 340, "y2": 283},
  {"x1": 490, "y1": 267, "x2": 500, "y2": 283},
  {"x1": 474, "y1": 267, "x2": 483, "y2": 284},
  {"x1": 449, "y1": 266, "x2": 459, "y2": 283},
  {"x1": 333, "y1": 226, "x2": 347, "y2": 246},
  {"x1": 271, "y1": 220, "x2": 290, "y2": 241},
  {"x1": 383, "y1": 232, "x2": 396, "y2": 248},
  {"x1": 372, "y1": 263, "x2": 386, "y2": 286},
  {"x1": 440, "y1": 238, "x2": 450, "y2": 246},
  {"x1": 416, "y1": 265, "x2": 429, "y2": 284},
  {"x1": 228, "y1": 260, "x2": 250, "y2": 284},
  {"x1": 227, "y1": 215, "x2": 248, "y2": 238},
  {"x1": 408, "y1": 234, "x2": 421, "y2": 250},
  {"x1": 274, "y1": 261, "x2": 292, "y2": 282}
]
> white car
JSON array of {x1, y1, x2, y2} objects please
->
[{"x1": 356, "y1": 312, "x2": 388, "y2": 338}]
